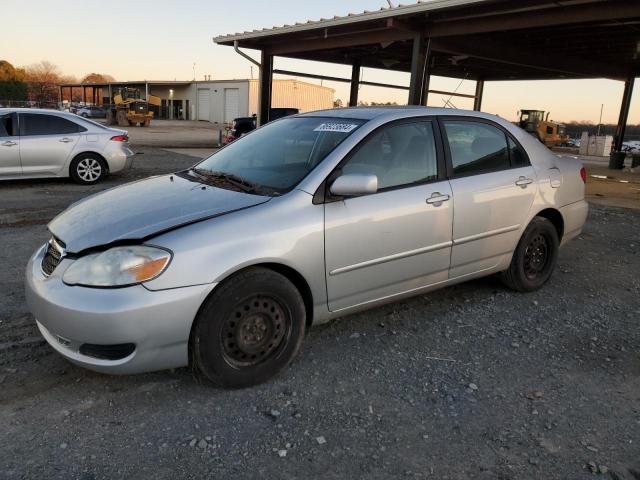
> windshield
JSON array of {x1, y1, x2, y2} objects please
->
[{"x1": 193, "y1": 117, "x2": 365, "y2": 195}]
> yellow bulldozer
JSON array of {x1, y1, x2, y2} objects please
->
[
  {"x1": 518, "y1": 109, "x2": 570, "y2": 148},
  {"x1": 105, "y1": 87, "x2": 161, "y2": 127}
]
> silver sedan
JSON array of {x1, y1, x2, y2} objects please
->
[
  {"x1": 0, "y1": 108, "x2": 134, "y2": 184},
  {"x1": 25, "y1": 107, "x2": 588, "y2": 387}
]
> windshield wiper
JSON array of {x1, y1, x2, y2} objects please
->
[{"x1": 192, "y1": 169, "x2": 276, "y2": 196}]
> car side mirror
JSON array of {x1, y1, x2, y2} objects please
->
[{"x1": 329, "y1": 173, "x2": 378, "y2": 197}]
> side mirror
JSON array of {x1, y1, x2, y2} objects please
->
[{"x1": 329, "y1": 173, "x2": 378, "y2": 197}]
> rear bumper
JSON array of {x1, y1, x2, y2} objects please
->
[
  {"x1": 104, "y1": 144, "x2": 135, "y2": 173},
  {"x1": 559, "y1": 199, "x2": 589, "y2": 246},
  {"x1": 25, "y1": 243, "x2": 215, "y2": 374}
]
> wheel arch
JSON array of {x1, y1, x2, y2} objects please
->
[
  {"x1": 533, "y1": 208, "x2": 564, "y2": 241},
  {"x1": 195, "y1": 262, "x2": 315, "y2": 329},
  {"x1": 186, "y1": 262, "x2": 315, "y2": 370}
]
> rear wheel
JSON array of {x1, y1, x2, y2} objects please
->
[
  {"x1": 192, "y1": 267, "x2": 306, "y2": 388},
  {"x1": 69, "y1": 153, "x2": 107, "y2": 185},
  {"x1": 105, "y1": 111, "x2": 116, "y2": 125},
  {"x1": 116, "y1": 110, "x2": 129, "y2": 127},
  {"x1": 501, "y1": 217, "x2": 559, "y2": 292}
]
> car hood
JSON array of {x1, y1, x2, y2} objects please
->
[{"x1": 49, "y1": 174, "x2": 271, "y2": 253}]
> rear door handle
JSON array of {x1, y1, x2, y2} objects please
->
[
  {"x1": 426, "y1": 192, "x2": 450, "y2": 206},
  {"x1": 59, "y1": 138, "x2": 74, "y2": 143},
  {"x1": 515, "y1": 176, "x2": 533, "y2": 188},
  {"x1": 1, "y1": 140, "x2": 17, "y2": 147}
]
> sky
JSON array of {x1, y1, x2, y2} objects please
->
[{"x1": 1, "y1": 0, "x2": 637, "y2": 124}]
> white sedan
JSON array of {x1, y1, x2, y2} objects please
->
[
  {"x1": 0, "y1": 108, "x2": 134, "y2": 184},
  {"x1": 26, "y1": 107, "x2": 588, "y2": 387}
]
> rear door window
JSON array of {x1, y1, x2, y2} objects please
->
[
  {"x1": 19, "y1": 113, "x2": 86, "y2": 136},
  {"x1": 442, "y1": 120, "x2": 510, "y2": 177},
  {"x1": 508, "y1": 137, "x2": 530, "y2": 168}
]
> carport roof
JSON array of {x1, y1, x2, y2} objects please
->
[
  {"x1": 214, "y1": 0, "x2": 640, "y2": 81},
  {"x1": 58, "y1": 81, "x2": 194, "y2": 88}
]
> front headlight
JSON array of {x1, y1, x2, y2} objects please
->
[{"x1": 62, "y1": 246, "x2": 172, "y2": 287}]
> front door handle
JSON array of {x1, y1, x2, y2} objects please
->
[
  {"x1": 515, "y1": 176, "x2": 533, "y2": 188},
  {"x1": 426, "y1": 192, "x2": 451, "y2": 206},
  {"x1": 1, "y1": 140, "x2": 17, "y2": 147},
  {"x1": 59, "y1": 137, "x2": 74, "y2": 143}
]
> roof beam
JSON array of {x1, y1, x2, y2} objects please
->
[
  {"x1": 430, "y1": 37, "x2": 628, "y2": 80},
  {"x1": 425, "y1": 0, "x2": 640, "y2": 37},
  {"x1": 265, "y1": 27, "x2": 414, "y2": 55}
]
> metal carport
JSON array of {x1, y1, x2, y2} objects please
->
[{"x1": 214, "y1": 0, "x2": 640, "y2": 152}]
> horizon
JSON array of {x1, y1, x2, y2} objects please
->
[{"x1": 1, "y1": 0, "x2": 638, "y2": 124}]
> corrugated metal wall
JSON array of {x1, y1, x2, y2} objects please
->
[{"x1": 248, "y1": 80, "x2": 334, "y2": 115}]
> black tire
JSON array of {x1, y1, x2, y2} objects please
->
[
  {"x1": 501, "y1": 217, "x2": 559, "y2": 292},
  {"x1": 69, "y1": 153, "x2": 107, "y2": 185},
  {"x1": 192, "y1": 267, "x2": 306, "y2": 388}
]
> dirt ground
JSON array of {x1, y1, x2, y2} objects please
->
[
  {"x1": 1, "y1": 149, "x2": 639, "y2": 480},
  {"x1": 585, "y1": 166, "x2": 640, "y2": 210}
]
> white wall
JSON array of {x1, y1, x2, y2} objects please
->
[
  {"x1": 249, "y1": 80, "x2": 335, "y2": 115},
  {"x1": 192, "y1": 81, "x2": 250, "y2": 124}
]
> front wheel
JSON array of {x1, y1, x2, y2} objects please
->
[
  {"x1": 69, "y1": 154, "x2": 107, "y2": 185},
  {"x1": 192, "y1": 267, "x2": 306, "y2": 388},
  {"x1": 501, "y1": 217, "x2": 559, "y2": 292}
]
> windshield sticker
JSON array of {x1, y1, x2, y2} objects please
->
[{"x1": 314, "y1": 123, "x2": 359, "y2": 133}]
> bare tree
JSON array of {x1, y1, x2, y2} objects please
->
[
  {"x1": 25, "y1": 61, "x2": 63, "y2": 104},
  {"x1": 81, "y1": 73, "x2": 116, "y2": 84},
  {"x1": 0, "y1": 60, "x2": 27, "y2": 101}
]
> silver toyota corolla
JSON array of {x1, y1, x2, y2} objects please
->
[
  {"x1": 1, "y1": 108, "x2": 134, "y2": 184},
  {"x1": 25, "y1": 107, "x2": 588, "y2": 387}
]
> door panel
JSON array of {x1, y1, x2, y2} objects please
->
[
  {"x1": 440, "y1": 118, "x2": 537, "y2": 278},
  {"x1": 324, "y1": 119, "x2": 452, "y2": 312},
  {"x1": 18, "y1": 113, "x2": 80, "y2": 175},
  {"x1": 449, "y1": 166, "x2": 537, "y2": 277},
  {"x1": 0, "y1": 113, "x2": 21, "y2": 175},
  {"x1": 197, "y1": 89, "x2": 210, "y2": 121},
  {"x1": 224, "y1": 88, "x2": 240, "y2": 123},
  {"x1": 325, "y1": 182, "x2": 453, "y2": 311}
]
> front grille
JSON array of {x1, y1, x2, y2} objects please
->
[
  {"x1": 41, "y1": 238, "x2": 65, "y2": 276},
  {"x1": 79, "y1": 343, "x2": 136, "y2": 360}
]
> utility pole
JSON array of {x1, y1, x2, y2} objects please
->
[
  {"x1": 597, "y1": 103, "x2": 603, "y2": 136},
  {"x1": 192, "y1": 63, "x2": 196, "y2": 81}
]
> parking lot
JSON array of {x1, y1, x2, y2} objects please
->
[{"x1": 1, "y1": 147, "x2": 639, "y2": 479}]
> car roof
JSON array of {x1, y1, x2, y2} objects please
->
[
  {"x1": 299, "y1": 106, "x2": 508, "y2": 123},
  {"x1": 0, "y1": 107, "x2": 69, "y2": 115}
]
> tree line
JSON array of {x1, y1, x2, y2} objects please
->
[{"x1": 0, "y1": 59, "x2": 114, "y2": 105}]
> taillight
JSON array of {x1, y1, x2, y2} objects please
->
[
  {"x1": 580, "y1": 166, "x2": 586, "y2": 183},
  {"x1": 110, "y1": 135, "x2": 128, "y2": 142}
]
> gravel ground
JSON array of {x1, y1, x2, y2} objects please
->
[{"x1": 1, "y1": 149, "x2": 639, "y2": 480}]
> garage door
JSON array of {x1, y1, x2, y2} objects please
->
[
  {"x1": 197, "y1": 89, "x2": 210, "y2": 121},
  {"x1": 224, "y1": 88, "x2": 240, "y2": 123}
]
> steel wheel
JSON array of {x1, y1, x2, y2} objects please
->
[
  {"x1": 523, "y1": 233, "x2": 549, "y2": 279},
  {"x1": 76, "y1": 158, "x2": 102, "y2": 182},
  {"x1": 501, "y1": 217, "x2": 559, "y2": 293},
  {"x1": 192, "y1": 267, "x2": 306, "y2": 388},
  {"x1": 221, "y1": 295, "x2": 289, "y2": 368}
]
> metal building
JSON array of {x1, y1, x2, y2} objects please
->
[{"x1": 58, "y1": 79, "x2": 334, "y2": 124}]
